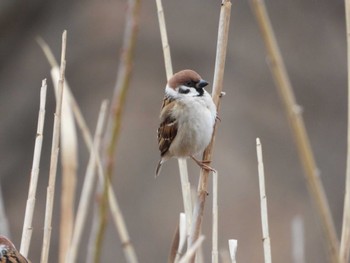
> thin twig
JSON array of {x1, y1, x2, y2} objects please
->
[
  {"x1": 189, "y1": 2, "x2": 231, "y2": 262},
  {"x1": 212, "y1": 171, "x2": 218, "y2": 263},
  {"x1": 256, "y1": 138, "x2": 272, "y2": 263},
  {"x1": 340, "y1": 1, "x2": 350, "y2": 261},
  {"x1": 250, "y1": 1, "x2": 339, "y2": 261},
  {"x1": 20, "y1": 79, "x2": 47, "y2": 257},
  {"x1": 40, "y1": 30, "x2": 67, "y2": 263},
  {"x1": 155, "y1": 0, "x2": 193, "y2": 238},
  {"x1": 66, "y1": 100, "x2": 109, "y2": 263}
]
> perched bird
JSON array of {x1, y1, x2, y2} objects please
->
[
  {"x1": 156, "y1": 69, "x2": 217, "y2": 177},
  {"x1": 0, "y1": 236, "x2": 30, "y2": 263}
]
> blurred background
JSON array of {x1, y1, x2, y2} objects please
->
[{"x1": 0, "y1": 0, "x2": 347, "y2": 262}]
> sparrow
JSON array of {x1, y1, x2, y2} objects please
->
[
  {"x1": 156, "y1": 69, "x2": 217, "y2": 177},
  {"x1": 0, "y1": 236, "x2": 30, "y2": 263}
]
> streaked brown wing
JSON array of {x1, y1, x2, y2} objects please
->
[
  {"x1": 0, "y1": 250, "x2": 29, "y2": 263},
  {"x1": 157, "y1": 97, "x2": 178, "y2": 157}
]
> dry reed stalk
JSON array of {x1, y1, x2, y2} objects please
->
[
  {"x1": 97, "y1": 0, "x2": 141, "y2": 257},
  {"x1": 340, "y1": 1, "x2": 350, "y2": 261},
  {"x1": 256, "y1": 138, "x2": 272, "y2": 263},
  {"x1": 291, "y1": 216, "x2": 305, "y2": 263},
  {"x1": 49, "y1": 53, "x2": 78, "y2": 263},
  {"x1": 20, "y1": 79, "x2": 47, "y2": 257},
  {"x1": 188, "y1": 2, "x2": 231, "y2": 262},
  {"x1": 37, "y1": 36, "x2": 78, "y2": 263},
  {"x1": 178, "y1": 235, "x2": 205, "y2": 263},
  {"x1": 58, "y1": 91, "x2": 78, "y2": 263},
  {"x1": 66, "y1": 101, "x2": 108, "y2": 263},
  {"x1": 40, "y1": 30, "x2": 66, "y2": 263},
  {"x1": 38, "y1": 37, "x2": 138, "y2": 263},
  {"x1": 173, "y1": 213, "x2": 187, "y2": 263},
  {"x1": 0, "y1": 185, "x2": 10, "y2": 237},
  {"x1": 228, "y1": 240, "x2": 238, "y2": 263},
  {"x1": 250, "y1": 1, "x2": 339, "y2": 261},
  {"x1": 155, "y1": 0, "x2": 193, "y2": 236},
  {"x1": 212, "y1": 171, "x2": 218, "y2": 263}
]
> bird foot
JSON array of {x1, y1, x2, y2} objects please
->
[{"x1": 191, "y1": 156, "x2": 216, "y2": 173}]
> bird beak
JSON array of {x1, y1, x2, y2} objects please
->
[{"x1": 196, "y1": 79, "x2": 209, "y2": 89}]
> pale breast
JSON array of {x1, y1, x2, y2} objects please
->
[{"x1": 168, "y1": 94, "x2": 216, "y2": 157}]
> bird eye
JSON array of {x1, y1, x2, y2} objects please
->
[{"x1": 185, "y1": 81, "x2": 192, "y2": 87}]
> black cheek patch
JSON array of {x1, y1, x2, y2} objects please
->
[{"x1": 179, "y1": 87, "x2": 190, "y2": 94}]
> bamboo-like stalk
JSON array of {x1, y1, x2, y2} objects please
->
[
  {"x1": 178, "y1": 236, "x2": 205, "y2": 263},
  {"x1": 228, "y1": 240, "x2": 238, "y2": 263},
  {"x1": 66, "y1": 101, "x2": 108, "y2": 263},
  {"x1": 48, "y1": 49, "x2": 78, "y2": 263},
  {"x1": 20, "y1": 79, "x2": 47, "y2": 257},
  {"x1": 340, "y1": 1, "x2": 350, "y2": 262},
  {"x1": 291, "y1": 216, "x2": 305, "y2": 263},
  {"x1": 97, "y1": 0, "x2": 141, "y2": 258},
  {"x1": 155, "y1": 0, "x2": 193, "y2": 237},
  {"x1": 40, "y1": 30, "x2": 66, "y2": 263},
  {"x1": 256, "y1": 138, "x2": 272, "y2": 263},
  {"x1": 189, "y1": 2, "x2": 231, "y2": 262},
  {"x1": 212, "y1": 171, "x2": 218, "y2": 263},
  {"x1": 38, "y1": 37, "x2": 138, "y2": 263},
  {"x1": 250, "y1": 1, "x2": 339, "y2": 262}
]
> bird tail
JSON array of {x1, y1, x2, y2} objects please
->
[{"x1": 155, "y1": 159, "x2": 163, "y2": 178}]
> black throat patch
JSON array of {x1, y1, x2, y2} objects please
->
[{"x1": 196, "y1": 88, "x2": 204, "y2": 97}]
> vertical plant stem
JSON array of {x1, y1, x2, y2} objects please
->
[
  {"x1": 340, "y1": 1, "x2": 350, "y2": 262},
  {"x1": 20, "y1": 79, "x2": 47, "y2": 257},
  {"x1": 256, "y1": 138, "x2": 272, "y2": 263},
  {"x1": 40, "y1": 30, "x2": 66, "y2": 263},
  {"x1": 228, "y1": 240, "x2": 238, "y2": 263},
  {"x1": 189, "y1": 2, "x2": 231, "y2": 262},
  {"x1": 212, "y1": 171, "x2": 218, "y2": 263},
  {"x1": 0, "y1": 184, "x2": 10, "y2": 238},
  {"x1": 67, "y1": 101, "x2": 108, "y2": 263},
  {"x1": 45, "y1": 43, "x2": 79, "y2": 263},
  {"x1": 250, "y1": 1, "x2": 339, "y2": 262},
  {"x1": 291, "y1": 216, "x2": 305, "y2": 263},
  {"x1": 97, "y1": 0, "x2": 141, "y2": 259},
  {"x1": 58, "y1": 79, "x2": 78, "y2": 263},
  {"x1": 156, "y1": 0, "x2": 193, "y2": 243}
]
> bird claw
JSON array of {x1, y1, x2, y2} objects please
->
[{"x1": 191, "y1": 156, "x2": 216, "y2": 174}]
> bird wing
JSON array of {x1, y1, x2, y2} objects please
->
[
  {"x1": 157, "y1": 97, "x2": 178, "y2": 157},
  {"x1": 0, "y1": 250, "x2": 29, "y2": 263}
]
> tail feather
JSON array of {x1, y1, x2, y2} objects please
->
[{"x1": 155, "y1": 159, "x2": 163, "y2": 177}]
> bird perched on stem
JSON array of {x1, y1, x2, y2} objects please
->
[
  {"x1": 156, "y1": 69, "x2": 217, "y2": 177},
  {"x1": 0, "y1": 236, "x2": 30, "y2": 263}
]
